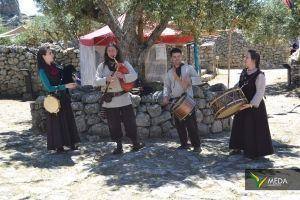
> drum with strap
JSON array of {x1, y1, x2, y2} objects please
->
[
  {"x1": 209, "y1": 87, "x2": 248, "y2": 119},
  {"x1": 171, "y1": 94, "x2": 196, "y2": 121},
  {"x1": 43, "y1": 95, "x2": 61, "y2": 114}
]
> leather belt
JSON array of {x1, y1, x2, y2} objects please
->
[{"x1": 107, "y1": 91, "x2": 126, "y2": 97}]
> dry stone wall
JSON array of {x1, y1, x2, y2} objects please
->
[
  {"x1": 31, "y1": 84, "x2": 232, "y2": 141},
  {"x1": 0, "y1": 45, "x2": 80, "y2": 98}
]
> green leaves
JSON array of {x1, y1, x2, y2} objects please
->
[
  {"x1": 31, "y1": 0, "x2": 298, "y2": 47},
  {"x1": 244, "y1": 0, "x2": 300, "y2": 45}
]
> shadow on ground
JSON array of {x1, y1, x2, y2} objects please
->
[
  {"x1": 265, "y1": 82, "x2": 300, "y2": 97},
  {"x1": 0, "y1": 129, "x2": 299, "y2": 190},
  {"x1": 0, "y1": 130, "x2": 76, "y2": 168}
]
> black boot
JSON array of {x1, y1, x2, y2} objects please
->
[
  {"x1": 70, "y1": 144, "x2": 78, "y2": 151},
  {"x1": 113, "y1": 141, "x2": 123, "y2": 154},
  {"x1": 229, "y1": 149, "x2": 242, "y2": 155},
  {"x1": 56, "y1": 147, "x2": 65, "y2": 153},
  {"x1": 131, "y1": 140, "x2": 145, "y2": 152}
]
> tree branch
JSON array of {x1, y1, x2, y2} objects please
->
[
  {"x1": 144, "y1": 15, "x2": 171, "y2": 48},
  {"x1": 122, "y1": 1, "x2": 143, "y2": 37},
  {"x1": 95, "y1": 0, "x2": 123, "y2": 40}
]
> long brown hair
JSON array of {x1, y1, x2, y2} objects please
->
[
  {"x1": 37, "y1": 46, "x2": 51, "y2": 70},
  {"x1": 104, "y1": 43, "x2": 123, "y2": 66},
  {"x1": 248, "y1": 50, "x2": 260, "y2": 69}
]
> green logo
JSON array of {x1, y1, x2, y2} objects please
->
[{"x1": 250, "y1": 172, "x2": 268, "y2": 188}]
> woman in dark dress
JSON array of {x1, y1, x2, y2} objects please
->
[
  {"x1": 37, "y1": 46, "x2": 80, "y2": 153},
  {"x1": 229, "y1": 50, "x2": 274, "y2": 159}
]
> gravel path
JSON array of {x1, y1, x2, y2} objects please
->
[{"x1": 0, "y1": 69, "x2": 299, "y2": 199}]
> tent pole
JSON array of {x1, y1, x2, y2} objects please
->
[
  {"x1": 227, "y1": 28, "x2": 232, "y2": 88},
  {"x1": 194, "y1": 42, "x2": 200, "y2": 74}
]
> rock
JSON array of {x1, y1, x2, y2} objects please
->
[
  {"x1": 202, "y1": 115, "x2": 214, "y2": 124},
  {"x1": 86, "y1": 114, "x2": 101, "y2": 126},
  {"x1": 30, "y1": 102, "x2": 36, "y2": 110},
  {"x1": 75, "y1": 115, "x2": 87, "y2": 132},
  {"x1": 195, "y1": 109, "x2": 204, "y2": 122},
  {"x1": 149, "y1": 126, "x2": 162, "y2": 138},
  {"x1": 211, "y1": 120, "x2": 223, "y2": 133},
  {"x1": 161, "y1": 121, "x2": 173, "y2": 133},
  {"x1": 75, "y1": 111, "x2": 84, "y2": 116},
  {"x1": 197, "y1": 123, "x2": 210, "y2": 135},
  {"x1": 205, "y1": 91, "x2": 217, "y2": 101},
  {"x1": 137, "y1": 127, "x2": 149, "y2": 139},
  {"x1": 140, "y1": 91, "x2": 163, "y2": 103},
  {"x1": 130, "y1": 94, "x2": 141, "y2": 107},
  {"x1": 71, "y1": 102, "x2": 84, "y2": 111},
  {"x1": 137, "y1": 105, "x2": 147, "y2": 112},
  {"x1": 88, "y1": 123, "x2": 110, "y2": 138},
  {"x1": 71, "y1": 92, "x2": 84, "y2": 101},
  {"x1": 81, "y1": 92, "x2": 101, "y2": 103},
  {"x1": 209, "y1": 83, "x2": 227, "y2": 92},
  {"x1": 202, "y1": 108, "x2": 213, "y2": 116},
  {"x1": 196, "y1": 99, "x2": 206, "y2": 109},
  {"x1": 147, "y1": 104, "x2": 162, "y2": 118},
  {"x1": 35, "y1": 95, "x2": 45, "y2": 104},
  {"x1": 151, "y1": 111, "x2": 172, "y2": 126},
  {"x1": 193, "y1": 86, "x2": 205, "y2": 98},
  {"x1": 169, "y1": 128, "x2": 178, "y2": 138},
  {"x1": 222, "y1": 118, "x2": 232, "y2": 131},
  {"x1": 153, "y1": 91, "x2": 163, "y2": 103},
  {"x1": 136, "y1": 112, "x2": 150, "y2": 127},
  {"x1": 86, "y1": 135, "x2": 100, "y2": 142},
  {"x1": 141, "y1": 94, "x2": 154, "y2": 103},
  {"x1": 84, "y1": 103, "x2": 99, "y2": 114}
]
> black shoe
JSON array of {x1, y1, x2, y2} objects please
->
[
  {"x1": 177, "y1": 145, "x2": 190, "y2": 150},
  {"x1": 131, "y1": 142, "x2": 145, "y2": 152},
  {"x1": 56, "y1": 147, "x2": 65, "y2": 153},
  {"x1": 193, "y1": 147, "x2": 202, "y2": 153},
  {"x1": 70, "y1": 145, "x2": 78, "y2": 151},
  {"x1": 112, "y1": 148, "x2": 123, "y2": 155},
  {"x1": 245, "y1": 155, "x2": 259, "y2": 160},
  {"x1": 229, "y1": 149, "x2": 242, "y2": 155}
]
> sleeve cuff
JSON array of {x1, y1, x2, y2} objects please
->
[{"x1": 191, "y1": 77, "x2": 201, "y2": 85}]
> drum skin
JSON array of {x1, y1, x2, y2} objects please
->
[
  {"x1": 172, "y1": 95, "x2": 196, "y2": 120},
  {"x1": 209, "y1": 88, "x2": 248, "y2": 119},
  {"x1": 43, "y1": 95, "x2": 61, "y2": 114}
]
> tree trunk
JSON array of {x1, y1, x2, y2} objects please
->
[
  {"x1": 119, "y1": 35, "x2": 150, "y2": 80},
  {"x1": 96, "y1": 0, "x2": 170, "y2": 80}
]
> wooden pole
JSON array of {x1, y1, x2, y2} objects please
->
[
  {"x1": 227, "y1": 28, "x2": 232, "y2": 88},
  {"x1": 227, "y1": 18, "x2": 238, "y2": 88}
]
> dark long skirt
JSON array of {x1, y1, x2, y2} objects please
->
[
  {"x1": 46, "y1": 93, "x2": 80, "y2": 150},
  {"x1": 229, "y1": 100, "x2": 274, "y2": 157}
]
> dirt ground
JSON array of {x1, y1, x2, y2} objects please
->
[{"x1": 0, "y1": 69, "x2": 299, "y2": 200}]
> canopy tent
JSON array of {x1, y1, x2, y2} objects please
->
[
  {"x1": 79, "y1": 16, "x2": 194, "y2": 85},
  {"x1": 80, "y1": 26, "x2": 194, "y2": 46}
]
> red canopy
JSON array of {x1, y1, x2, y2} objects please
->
[{"x1": 80, "y1": 16, "x2": 193, "y2": 46}]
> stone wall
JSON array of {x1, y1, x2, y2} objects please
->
[
  {"x1": 185, "y1": 32, "x2": 289, "y2": 73},
  {"x1": 0, "y1": 45, "x2": 80, "y2": 98},
  {"x1": 30, "y1": 84, "x2": 232, "y2": 141},
  {"x1": 291, "y1": 61, "x2": 300, "y2": 87}
]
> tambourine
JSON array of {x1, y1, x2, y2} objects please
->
[{"x1": 43, "y1": 95, "x2": 61, "y2": 114}]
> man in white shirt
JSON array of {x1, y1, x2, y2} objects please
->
[{"x1": 163, "y1": 48, "x2": 201, "y2": 152}]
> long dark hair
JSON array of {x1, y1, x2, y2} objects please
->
[
  {"x1": 37, "y1": 46, "x2": 51, "y2": 70},
  {"x1": 248, "y1": 49, "x2": 260, "y2": 69},
  {"x1": 104, "y1": 43, "x2": 123, "y2": 68}
]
